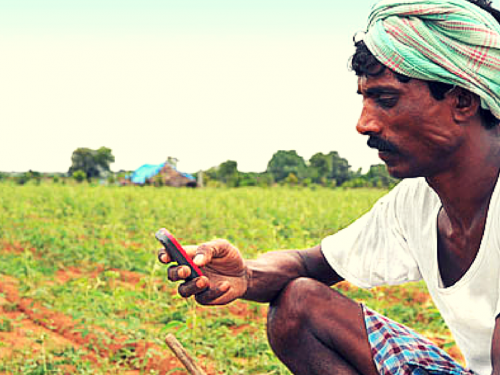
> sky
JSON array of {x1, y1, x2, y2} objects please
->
[{"x1": 0, "y1": 0, "x2": 382, "y2": 174}]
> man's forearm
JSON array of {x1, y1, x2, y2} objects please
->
[{"x1": 241, "y1": 247, "x2": 343, "y2": 303}]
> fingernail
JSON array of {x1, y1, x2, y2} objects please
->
[
  {"x1": 193, "y1": 254, "x2": 204, "y2": 265},
  {"x1": 196, "y1": 279, "x2": 205, "y2": 288}
]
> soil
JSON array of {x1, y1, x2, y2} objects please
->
[
  {"x1": 0, "y1": 241, "x2": 466, "y2": 373},
  {"x1": 0, "y1": 271, "x2": 213, "y2": 375}
]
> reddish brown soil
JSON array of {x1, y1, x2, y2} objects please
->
[
  {"x1": 1, "y1": 240, "x2": 465, "y2": 372},
  {"x1": 0, "y1": 274, "x2": 213, "y2": 375},
  {"x1": 0, "y1": 291, "x2": 75, "y2": 356},
  {"x1": 0, "y1": 276, "x2": 101, "y2": 374},
  {"x1": 1, "y1": 240, "x2": 26, "y2": 254}
]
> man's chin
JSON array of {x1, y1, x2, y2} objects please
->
[
  {"x1": 386, "y1": 165, "x2": 418, "y2": 179},
  {"x1": 387, "y1": 167, "x2": 405, "y2": 179},
  {"x1": 379, "y1": 153, "x2": 411, "y2": 179}
]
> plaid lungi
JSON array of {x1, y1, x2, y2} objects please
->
[{"x1": 363, "y1": 305, "x2": 476, "y2": 375}]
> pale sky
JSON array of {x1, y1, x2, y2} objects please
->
[{"x1": 0, "y1": 0, "x2": 382, "y2": 174}]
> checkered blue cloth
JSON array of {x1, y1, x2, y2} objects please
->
[{"x1": 363, "y1": 305, "x2": 476, "y2": 375}]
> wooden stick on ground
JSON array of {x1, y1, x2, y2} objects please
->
[{"x1": 165, "y1": 333, "x2": 207, "y2": 375}]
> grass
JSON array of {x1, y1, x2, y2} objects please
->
[{"x1": 0, "y1": 183, "x2": 456, "y2": 374}]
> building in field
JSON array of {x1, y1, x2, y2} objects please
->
[{"x1": 126, "y1": 162, "x2": 197, "y2": 187}]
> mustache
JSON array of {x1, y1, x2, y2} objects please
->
[{"x1": 367, "y1": 136, "x2": 398, "y2": 153}]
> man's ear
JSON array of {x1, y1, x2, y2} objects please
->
[{"x1": 449, "y1": 87, "x2": 481, "y2": 122}]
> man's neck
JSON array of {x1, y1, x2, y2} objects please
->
[{"x1": 426, "y1": 127, "x2": 500, "y2": 229}]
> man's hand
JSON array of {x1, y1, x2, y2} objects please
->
[{"x1": 158, "y1": 239, "x2": 248, "y2": 305}]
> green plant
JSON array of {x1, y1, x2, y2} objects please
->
[
  {"x1": 72, "y1": 170, "x2": 87, "y2": 183},
  {"x1": 0, "y1": 318, "x2": 13, "y2": 332},
  {"x1": 0, "y1": 184, "x2": 460, "y2": 373}
]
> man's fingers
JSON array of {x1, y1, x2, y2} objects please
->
[
  {"x1": 176, "y1": 278, "x2": 234, "y2": 305},
  {"x1": 192, "y1": 239, "x2": 230, "y2": 267},
  {"x1": 161, "y1": 244, "x2": 212, "y2": 267},
  {"x1": 169, "y1": 239, "x2": 235, "y2": 268},
  {"x1": 168, "y1": 265, "x2": 192, "y2": 281},
  {"x1": 178, "y1": 276, "x2": 209, "y2": 298},
  {"x1": 183, "y1": 245, "x2": 198, "y2": 257},
  {"x1": 158, "y1": 249, "x2": 171, "y2": 264},
  {"x1": 192, "y1": 243, "x2": 214, "y2": 267},
  {"x1": 194, "y1": 281, "x2": 231, "y2": 305}
]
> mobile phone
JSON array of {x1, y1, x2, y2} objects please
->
[{"x1": 155, "y1": 228, "x2": 204, "y2": 281}]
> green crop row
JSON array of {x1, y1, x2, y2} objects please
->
[{"x1": 0, "y1": 184, "x2": 453, "y2": 374}]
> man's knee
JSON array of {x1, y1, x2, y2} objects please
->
[
  {"x1": 267, "y1": 277, "x2": 338, "y2": 351},
  {"x1": 266, "y1": 279, "x2": 377, "y2": 375}
]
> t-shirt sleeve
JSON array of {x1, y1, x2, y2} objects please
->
[{"x1": 321, "y1": 181, "x2": 423, "y2": 289}]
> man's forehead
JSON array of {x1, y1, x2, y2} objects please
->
[
  {"x1": 356, "y1": 68, "x2": 430, "y2": 95},
  {"x1": 357, "y1": 69, "x2": 403, "y2": 92}
]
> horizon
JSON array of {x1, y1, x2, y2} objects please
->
[{"x1": 0, "y1": 147, "x2": 379, "y2": 175}]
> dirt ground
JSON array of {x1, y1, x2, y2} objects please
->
[{"x1": 0, "y1": 270, "x2": 212, "y2": 375}]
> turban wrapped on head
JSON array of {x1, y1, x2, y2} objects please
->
[{"x1": 363, "y1": 0, "x2": 500, "y2": 119}]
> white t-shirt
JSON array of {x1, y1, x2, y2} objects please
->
[{"x1": 321, "y1": 177, "x2": 500, "y2": 375}]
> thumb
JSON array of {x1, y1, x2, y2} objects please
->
[{"x1": 193, "y1": 242, "x2": 216, "y2": 267}]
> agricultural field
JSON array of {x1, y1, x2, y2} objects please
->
[{"x1": 0, "y1": 183, "x2": 462, "y2": 374}]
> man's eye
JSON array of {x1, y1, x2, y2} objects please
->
[{"x1": 376, "y1": 96, "x2": 398, "y2": 108}]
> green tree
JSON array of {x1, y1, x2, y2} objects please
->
[
  {"x1": 238, "y1": 172, "x2": 259, "y2": 187},
  {"x1": 94, "y1": 147, "x2": 115, "y2": 173},
  {"x1": 309, "y1": 152, "x2": 333, "y2": 184},
  {"x1": 308, "y1": 151, "x2": 352, "y2": 186},
  {"x1": 258, "y1": 173, "x2": 274, "y2": 187},
  {"x1": 364, "y1": 164, "x2": 399, "y2": 188},
  {"x1": 341, "y1": 177, "x2": 367, "y2": 188},
  {"x1": 284, "y1": 172, "x2": 299, "y2": 186},
  {"x1": 218, "y1": 160, "x2": 239, "y2": 187},
  {"x1": 15, "y1": 170, "x2": 42, "y2": 185},
  {"x1": 328, "y1": 151, "x2": 352, "y2": 186},
  {"x1": 68, "y1": 147, "x2": 115, "y2": 180},
  {"x1": 201, "y1": 166, "x2": 220, "y2": 187},
  {"x1": 267, "y1": 150, "x2": 307, "y2": 182}
]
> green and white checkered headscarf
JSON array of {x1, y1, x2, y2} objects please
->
[{"x1": 363, "y1": 0, "x2": 500, "y2": 119}]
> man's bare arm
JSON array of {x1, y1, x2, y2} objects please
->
[
  {"x1": 160, "y1": 241, "x2": 343, "y2": 305},
  {"x1": 242, "y1": 245, "x2": 344, "y2": 303},
  {"x1": 491, "y1": 315, "x2": 500, "y2": 375}
]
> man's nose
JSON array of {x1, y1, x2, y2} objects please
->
[{"x1": 356, "y1": 106, "x2": 382, "y2": 135}]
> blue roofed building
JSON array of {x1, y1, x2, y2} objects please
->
[{"x1": 128, "y1": 162, "x2": 197, "y2": 187}]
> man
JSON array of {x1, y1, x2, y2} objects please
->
[{"x1": 158, "y1": 0, "x2": 500, "y2": 373}]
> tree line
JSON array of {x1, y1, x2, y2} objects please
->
[
  {"x1": 0, "y1": 147, "x2": 117, "y2": 185},
  {"x1": 0, "y1": 147, "x2": 398, "y2": 188},
  {"x1": 202, "y1": 150, "x2": 398, "y2": 188}
]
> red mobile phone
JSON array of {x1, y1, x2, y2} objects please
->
[{"x1": 155, "y1": 228, "x2": 204, "y2": 281}]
